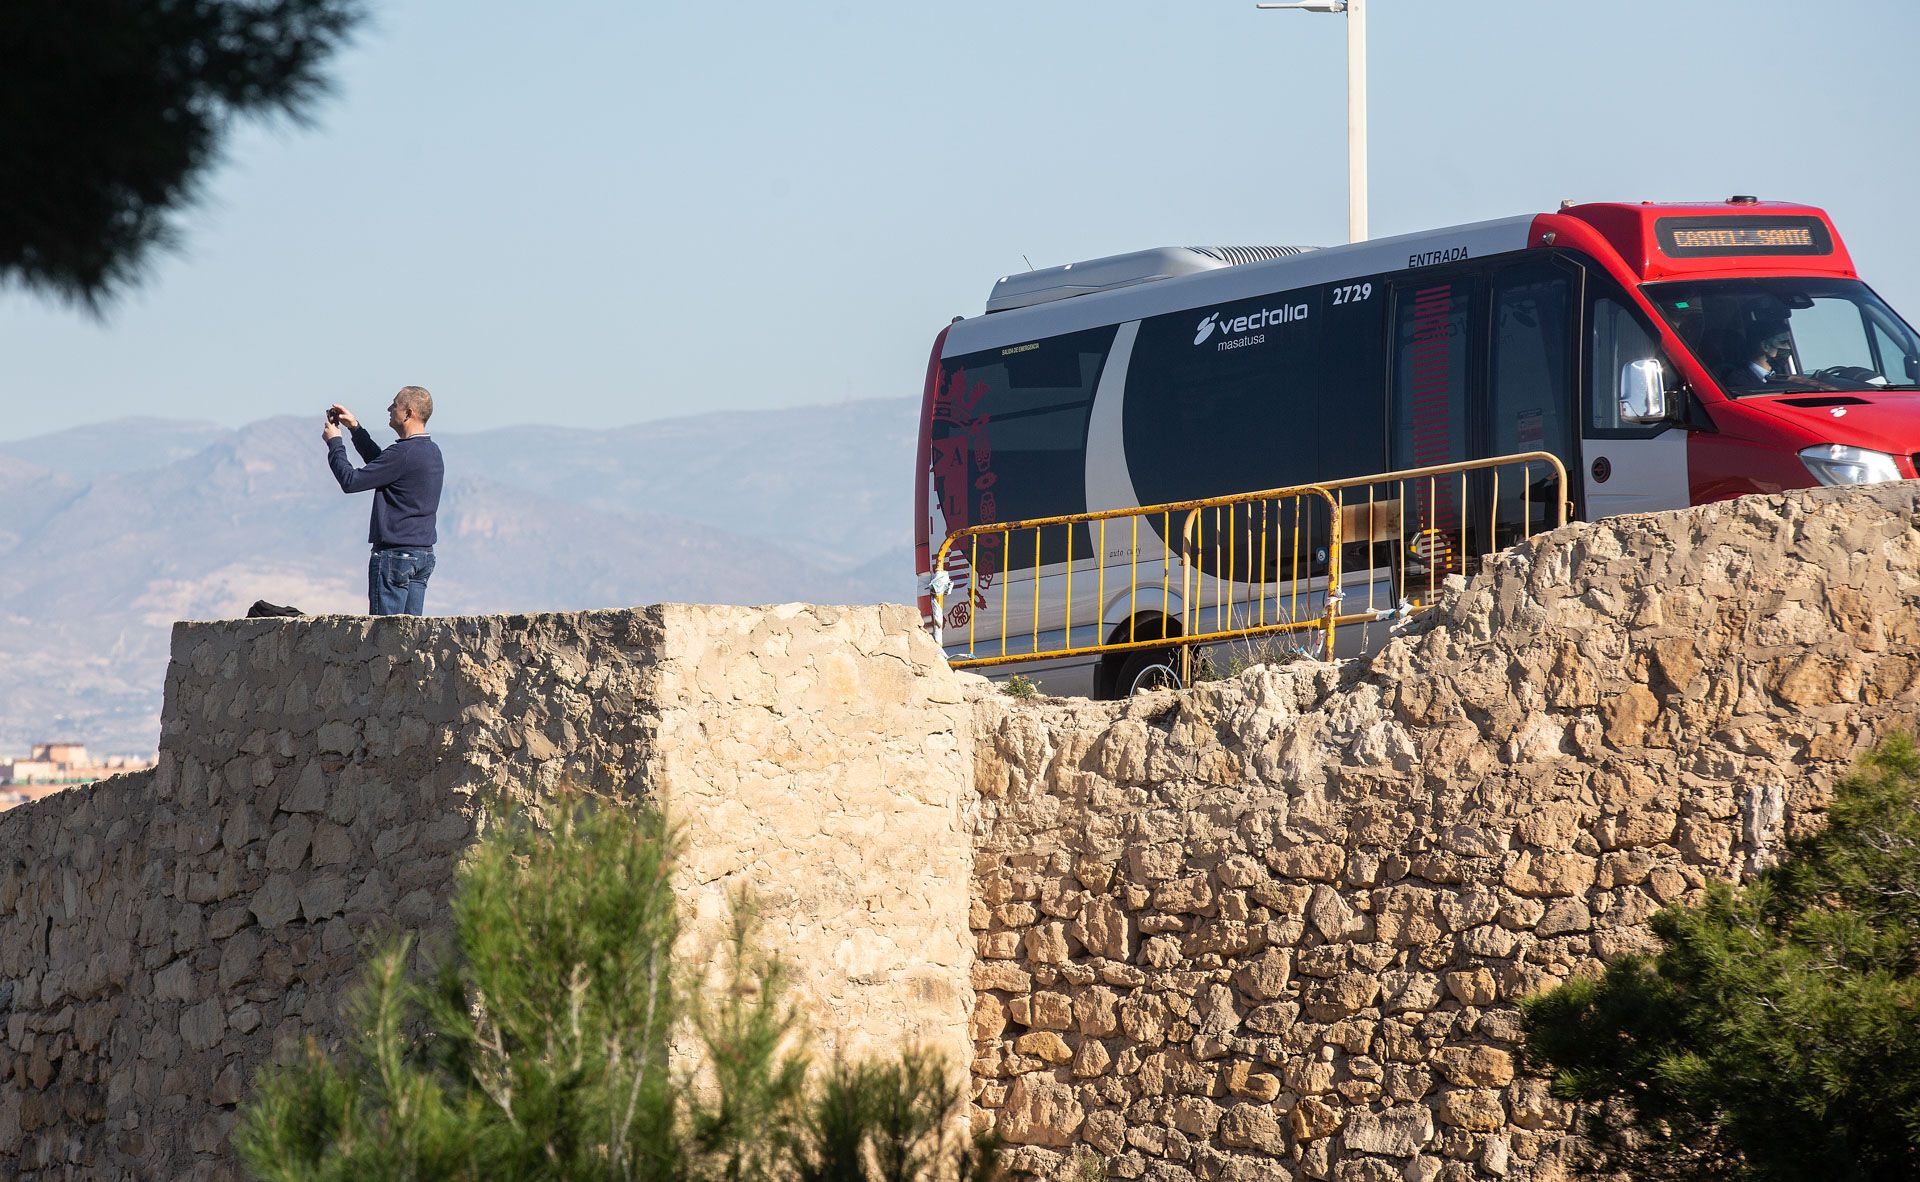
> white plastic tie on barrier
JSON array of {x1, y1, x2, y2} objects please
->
[
  {"x1": 1374, "y1": 597, "x2": 1418, "y2": 633},
  {"x1": 926, "y1": 568, "x2": 954, "y2": 648}
]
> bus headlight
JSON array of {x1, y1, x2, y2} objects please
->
[{"x1": 1799, "y1": 444, "x2": 1903, "y2": 487}]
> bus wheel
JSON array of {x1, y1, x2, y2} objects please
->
[{"x1": 1115, "y1": 650, "x2": 1182, "y2": 696}]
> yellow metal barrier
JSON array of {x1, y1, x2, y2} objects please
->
[
  {"x1": 1174, "y1": 485, "x2": 1344, "y2": 666},
  {"x1": 925, "y1": 450, "x2": 1568, "y2": 677},
  {"x1": 930, "y1": 484, "x2": 1342, "y2": 671},
  {"x1": 1313, "y1": 450, "x2": 1570, "y2": 633}
]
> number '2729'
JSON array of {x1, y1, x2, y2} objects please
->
[{"x1": 1331, "y1": 282, "x2": 1373, "y2": 305}]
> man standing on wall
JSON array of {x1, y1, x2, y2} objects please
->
[{"x1": 322, "y1": 386, "x2": 444, "y2": 615}]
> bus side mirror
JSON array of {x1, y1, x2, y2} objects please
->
[
  {"x1": 1906, "y1": 355, "x2": 1919, "y2": 383},
  {"x1": 1619, "y1": 359, "x2": 1671, "y2": 424}
]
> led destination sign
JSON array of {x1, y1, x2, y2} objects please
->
[
  {"x1": 1655, "y1": 216, "x2": 1833, "y2": 258},
  {"x1": 1672, "y1": 226, "x2": 1811, "y2": 250}
]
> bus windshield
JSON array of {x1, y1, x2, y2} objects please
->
[{"x1": 1645, "y1": 277, "x2": 1920, "y2": 396}]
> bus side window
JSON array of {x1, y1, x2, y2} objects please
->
[
  {"x1": 1587, "y1": 297, "x2": 1661, "y2": 435},
  {"x1": 1490, "y1": 264, "x2": 1573, "y2": 464},
  {"x1": 932, "y1": 326, "x2": 1116, "y2": 570},
  {"x1": 1872, "y1": 316, "x2": 1920, "y2": 382}
]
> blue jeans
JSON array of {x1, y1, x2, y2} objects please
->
[{"x1": 369, "y1": 547, "x2": 434, "y2": 615}]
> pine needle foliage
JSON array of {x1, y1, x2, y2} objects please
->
[
  {"x1": 234, "y1": 791, "x2": 998, "y2": 1182},
  {"x1": 0, "y1": 0, "x2": 365, "y2": 309},
  {"x1": 1521, "y1": 735, "x2": 1920, "y2": 1182}
]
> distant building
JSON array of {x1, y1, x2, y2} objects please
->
[{"x1": 0, "y1": 742, "x2": 155, "y2": 811}]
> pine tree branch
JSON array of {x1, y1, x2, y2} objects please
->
[{"x1": 469, "y1": 988, "x2": 519, "y2": 1128}]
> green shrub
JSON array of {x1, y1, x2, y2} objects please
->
[
  {"x1": 1521, "y1": 735, "x2": 1920, "y2": 1181},
  {"x1": 1213, "y1": 633, "x2": 1314, "y2": 680},
  {"x1": 235, "y1": 792, "x2": 996, "y2": 1182}
]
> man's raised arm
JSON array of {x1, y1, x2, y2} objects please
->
[
  {"x1": 327, "y1": 435, "x2": 409, "y2": 494},
  {"x1": 349, "y1": 424, "x2": 381, "y2": 464}
]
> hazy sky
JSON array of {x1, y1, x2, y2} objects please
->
[{"x1": 3, "y1": 0, "x2": 1916, "y2": 441}]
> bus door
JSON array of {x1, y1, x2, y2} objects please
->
[
  {"x1": 1389, "y1": 258, "x2": 1581, "y2": 580},
  {"x1": 1484, "y1": 257, "x2": 1580, "y2": 540},
  {"x1": 1581, "y1": 281, "x2": 1689, "y2": 517}
]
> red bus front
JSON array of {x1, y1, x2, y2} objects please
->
[{"x1": 1532, "y1": 200, "x2": 1920, "y2": 506}]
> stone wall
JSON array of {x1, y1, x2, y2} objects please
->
[
  {"x1": 651, "y1": 605, "x2": 976, "y2": 1067},
  {"x1": 965, "y1": 483, "x2": 1920, "y2": 1181},
  {"x1": 3, "y1": 485, "x2": 1917, "y2": 1181},
  {"x1": 0, "y1": 604, "x2": 975, "y2": 1180}
]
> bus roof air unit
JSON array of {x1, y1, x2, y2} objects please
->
[{"x1": 985, "y1": 245, "x2": 1317, "y2": 314}]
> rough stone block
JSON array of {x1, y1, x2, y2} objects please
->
[
  {"x1": 1029, "y1": 992, "x2": 1074, "y2": 1031},
  {"x1": 1441, "y1": 969, "x2": 1497, "y2": 1007},
  {"x1": 249, "y1": 874, "x2": 301, "y2": 930},
  {"x1": 265, "y1": 816, "x2": 315, "y2": 871},
  {"x1": 1431, "y1": 1046, "x2": 1514, "y2": 1088},
  {"x1": 996, "y1": 1074, "x2": 1086, "y2": 1147},
  {"x1": 1073, "y1": 896, "x2": 1134, "y2": 960},
  {"x1": 1434, "y1": 1088, "x2": 1506, "y2": 1132},
  {"x1": 178, "y1": 999, "x2": 225, "y2": 1052},
  {"x1": 1340, "y1": 1106, "x2": 1435, "y2": 1157},
  {"x1": 1290, "y1": 1096, "x2": 1342, "y2": 1142},
  {"x1": 280, "y1": 761, "x2": 331, "y2": 814},
  {"x1": 1014, "y1": 1032, "x2": 1072, "y2": 1064},
  {"x1": 298, "y1": 876, "x2": 348, "y2": 923},
  {"x1": 1233, "y1": 948, "x2": 1293, "y2": 1001},
  {"x1": 309, "y1": 822, "x2": 354, "y2": 868},
  {"x1": 315, "y1": 721, "x2": 357, "y2": 756}
]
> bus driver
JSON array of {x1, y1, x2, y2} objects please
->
[{"x1": 1742, "y1": 322, "x2": 1794, "y2": 384}]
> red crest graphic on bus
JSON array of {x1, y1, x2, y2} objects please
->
[{"x1": 929, "y1": 366, "x2": 1003, "y2": 623}]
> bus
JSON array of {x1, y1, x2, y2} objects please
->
[{"x1": 916, "y1": 198, "x2": 1920, "y2": 697}]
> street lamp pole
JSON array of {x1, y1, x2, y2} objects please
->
[{"x1": 1255, "y1": 0, "x2": 1367, "y2": 243}]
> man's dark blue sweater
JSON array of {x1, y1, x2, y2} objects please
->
[{"x1": 327, "y1": 427, "x2": 444, "y2": 547}]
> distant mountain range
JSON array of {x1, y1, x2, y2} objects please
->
[{"x1": 0, "y1": 399, "x2": 919, "y2": 755}]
